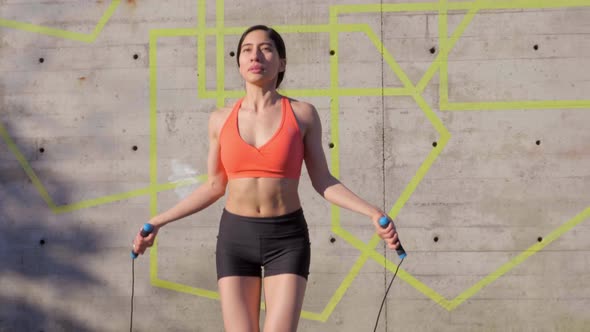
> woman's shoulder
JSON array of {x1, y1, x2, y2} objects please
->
[
  {"x1": 286, "y1": 97, "x2": 317, "y2": 121},
  {"x1": 209, "y1": 105, "x2": 234, "y2": 137}
]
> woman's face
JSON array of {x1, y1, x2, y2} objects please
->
[{"x1": 238, "y1": 29, "x2": 285, "y2": 87}]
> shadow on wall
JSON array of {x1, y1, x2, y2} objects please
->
[
  {"x1": 0, "y1": 4, "x2": 145, "y2": 330},
  {"x1": 0, "y1": 109, "x2": 98, "y2": 331}
]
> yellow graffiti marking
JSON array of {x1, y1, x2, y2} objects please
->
[
  {"x1": 0, "y1": 0, "x2": 120, "y2": 42},
  {"x1": 1, "y1": 0, "x2": 589, "y2": 322},
  {"x1": 147, "y1": 0, "x2": 590, "y2": 319}
]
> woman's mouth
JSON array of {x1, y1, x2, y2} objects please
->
[{"x1": 249, "y1": 66, "x2": 264, "y2": 73}]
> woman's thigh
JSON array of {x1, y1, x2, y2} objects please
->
[
  {"x1": 262, "y1": 274, "x2": 307, "y2": 332},
  {"x1": 218, "y1": 276, "x2": 262, "y2": 332}
]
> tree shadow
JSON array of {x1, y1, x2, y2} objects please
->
[
  {"x1": 0, "y1": 102, "x2": 100, "y2": 332},
  {"x1": 0, "y1": 3, "x2": 152, "y2": 330}
]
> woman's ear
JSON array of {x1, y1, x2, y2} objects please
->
[{"x1": 279, "y1": 58, "x2": 287, "y2": 72}]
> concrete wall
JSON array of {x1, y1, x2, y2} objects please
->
[{"x1": 1, "y1": 0, "x2": 589, "y2": 331}]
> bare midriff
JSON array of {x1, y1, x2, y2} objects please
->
[{"x1": 224, "y1": 177, "x2": 301, "y2": 217}]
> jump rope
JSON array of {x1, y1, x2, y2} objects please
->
[
  {"x1": 371, "y1": 1, "x2": 407, "y2": 330},
  {"x1": 374, "y1": 216, "x2": 407, "y2": 332},
  {"x1": 129, "y1": 218, "x2": 406, "y2": 331}
]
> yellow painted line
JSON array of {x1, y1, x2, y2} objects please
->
[
  {"x1": 90, "y1": 0, "x2": 121, "y2": 40},
  {"x1": 214, "y1": 87, "x2": 413, "y2": 98},
  {"x1": 204, "y1": 26, "x2": 245, "y2": 35},
  {"x1": 211, "y1": 87, "x2": 413, "y2": 99},
  {"x1": 389, "y1": 96, "x2": 451, "y2": 220},
  {"x1": 361, "y1": 25, "x2": 417, "y2": 90},
  {"x1": 152, "y1": 278, "x2": 220, "y2": 300},
  {"x1": 203, "y1": 23, "x2": 374, "y2": 35},
  {"x1": 478, "y1": 0, "x2": 590, "y2": 10},
  {"x1": 442, "y1": 100, "x2": 590, "y2": 111},
  {"x1": 447, "y1": 206, "x2": 590, "y2": 310},
  {"x1": 434, "y1": 0, "x2": 590, "y2": 111},
  {"x1": 303, "y1": 252, "x2": 372, "y2": 321},
  {"x1": 335, "y1": 228, "x2": 453, "y2": 310},
  {"x1": 330, "y1": 96, "x2": 340, "y2": 184},
  {"x1": 0, "y1": 18, "x2": 92, "y2": 42},
  {"x1": 197, "y1": 0, "x2": 208, "y2": 99},
  {"x1": 334, "y1": 225, "x2": 378, "y2": 253},
  {"x1": 0, "y1": 0, "x2": 120, "y2": 42},
  {"x1": 338, "y1": 87, "x2": 409, "y2": 96},
  {"x1": 333, "y1": 0, "x2": 590, "y2": 14},
  {"x1": 300, "y1": 310, "x2": 324, "y2": 322},
  {"x1": 216, "y1": 0, "x2": 225, "y2": 108},
  {"x1": 149, "y1": 28, "x2": 161, "y2": 281},
  {"x1": 150, "y1": 28, "x2": 199, "y2": 38},
  {"x1": 148, "y1": 206, "x2": 370, "y2": 320},
  {"x1": 365, "y1": 235, "x2": 453, "y2": 309},
  {"x1": 329, "y1": 11, "x2": 342, "y2": 230},
  {"x1": 0, "y1": 122, "x2": 56, "y2": 209},
  {"x1": 149, "y1": 30, "x2": 159, "y2": 217},
  {"x1": 332, "y1": 2, "x2": 473, "y2": 14},
  {"x1": 51, "y1": 176, "x2": 206, "y2": 214},
  {"x1": 439, "y1": 0, "x2": 449, "y2": 105},
  {"x1": 53, "y1": 186, "x2": 152, "y2": 214},
  {"x1": 414, "y1": 92, "x2": 451, "y2": 140},
  {"x1": 150, "y1": 236, "x2": 159, "y2": 283},
  {"x1": 417, "y1": 2, "x2": 480, "y2": 92},
  {"x1": 155, "y1": 175, "x2": 208, "y2": 191}
]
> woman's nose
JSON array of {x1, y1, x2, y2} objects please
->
[{"x1": 250, "y1": 49, "x2": 262, "y2": 61}]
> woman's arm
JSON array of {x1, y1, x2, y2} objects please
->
[
  {"x1": 132, "y1": 108, "x2": 229, "y2": 254},
  {"x1": 148, "y1": 109, "x2": 228, "y2": 228},
  {"x1": 300, "y1": 103, "x2": 400, "y2": 249}
]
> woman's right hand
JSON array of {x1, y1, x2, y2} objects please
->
[
  {"x1": 132, "y1": 225, "x2": 159, "y2": 256},
  {"x1": 371, "y1": 214, "x2": 400, "y2": 250}
]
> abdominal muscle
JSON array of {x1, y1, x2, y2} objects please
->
[{"x1": 224, "y1": 177, "x2": 302, "y2": 217}]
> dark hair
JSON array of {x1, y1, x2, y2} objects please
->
[{"x1": 236, "y1": 25, "x2": 286, "y2": 88}]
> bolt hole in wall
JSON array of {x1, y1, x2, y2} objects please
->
[
  {"x1": 39, "y1": 147, "x2": 45, "y2": 153},
  {"x1": 330, "y1": 236, "x2": 336, "y2": 244},
  {"x1": 133, "y1": 53, "x2": 139, "y2": 60},
  {"x1": 432, "y1": 141, "x2": 437, "y2": 147},
  {"x1": 229, "y1": 51, "x2": 235, "y2": 57},
  {"x1": 39, "y1": 238, "x2": 46, "y2": 246},
  {"x1": 329, "y1": 50, "x2": 335, "y2": 56},
  {"x1": 433, "y1": 236, "x2": 439, "y2": 243},
  {"x1": 39, "y1": 57, "x2": 44, "y2": 63},
  {"x1": 538, "y1": 237, "x2": 543, "y2": 242},
  {"x1": 533, "y1": 44, "x2": 539, "y2": 51},
  {"x1": 429, "y1": 46, "x2": 436, "y2": 54},
  {"x1": 536, "y1": 140, "x2": 541, "y2": 146},
  {"x1": 328, "y1": 142, "x2": 335, "y2": 149},
  {"x1": 132, "y1": 145, "x2": 138, "y2": 151}
]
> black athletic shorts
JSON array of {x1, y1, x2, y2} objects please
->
[{"x1": 215, "y1": 208, "x2": 311, "y2": 280}]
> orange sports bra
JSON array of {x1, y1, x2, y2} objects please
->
[{"x1": 219, "y1": 97, "x2": 304, "y2": 179}]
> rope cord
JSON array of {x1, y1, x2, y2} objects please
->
[{"x1": 373, "y1": 257, "x2": 404, "y2": 332}]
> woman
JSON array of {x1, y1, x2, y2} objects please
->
[{"x1": 133, "y1": 24, "x2": 401, "y2": 332}]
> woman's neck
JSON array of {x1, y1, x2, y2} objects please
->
[{"x1": 242, "y1": 83, "x2": 281, "y2": 111}]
